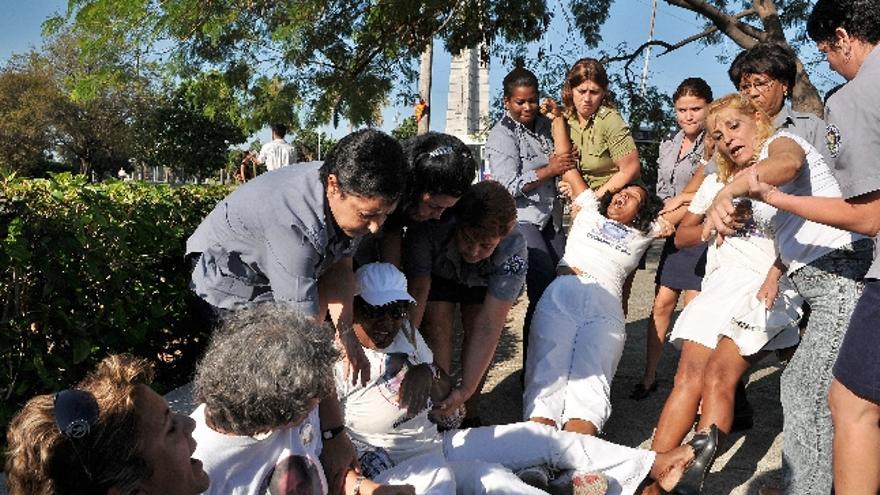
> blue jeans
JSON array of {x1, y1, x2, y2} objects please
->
[{"x1": 782, "y1": 240, "x2": 873, "y2": 495}]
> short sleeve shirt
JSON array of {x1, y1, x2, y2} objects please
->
[
  {"x1": 567, "y1": 107, "x2": 637, "y2": 191},
  {"x1": 186, "y1": 162, "x2": 357, "y2": 314},
  {"x1": 486, "y1": 113, "x2": 562, "y2": 229},
  {"x1": 760, "y1": 132, "x2": 861, "y2": 273},
  {"x1": 258, "y1": 139, "x2": 297, "y2": 171},
  {"x1": 559, "y1": 191, "x2": 654, "y2": 296},
  {"x1": 824, "y1": 44, "x2": 880, "y2": 278},
  {"x1": 403, "y1": 217, "x2": 527, "y2": 301},
  {"x1": 655, "y1": 129, "x2": 705, "y2": 201}
]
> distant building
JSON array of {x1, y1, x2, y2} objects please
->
[{"x1": 445, "y1": 45, "x2": 489, "y2": 180}]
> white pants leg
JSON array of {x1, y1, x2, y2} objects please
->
[
  {"x1": 442, "y1": 422, "x2": 655, "y2": 495},
  {"x1": 375, "y1": 451, "x2": 456, "y2": 495},
  {"x1": 523, "y1": 276, "x2": 625, "y2": 431},
  {"x1": 448, "y1": 460, "x2": 547, "y2": 495}
]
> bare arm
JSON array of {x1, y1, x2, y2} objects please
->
[
  {"x1": 319, "y1": 257, "x2": 370, "y2": 386},
  {"x1": 703, "y1": 137, "x2": 806, "y2": 238},
  {"x1": 749, "y1": 168, "x2": 880, "y2": 237},
  {"x1": 675, "y1": 211, "x2": 707, "y2": 249},
  {"x1": 436, "y1": 295, "x2": 514, "y2": 415},
  {"x1": 407, "y1": 275, "x2": 432, "y2": 329},
  {"x1": 595, "y1": 149, "x2": 641, "y2": 198}
]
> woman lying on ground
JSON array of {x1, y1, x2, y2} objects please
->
[
  {"x1": 5, "y1": 355, "x2": 211, "y2": 495},
  {"x1": 647, "y1": 93, "x2": 870, "y2": 494},
  {"x1": 522, "y1": 182, "x2": 671, "y2": 438},
  {"x1": 335, "y1": 262, "x2": 715, "y2": 495}
]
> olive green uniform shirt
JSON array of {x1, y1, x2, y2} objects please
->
[{"x1": 567, "y1": 107, "x2": 637, "y2": 191}]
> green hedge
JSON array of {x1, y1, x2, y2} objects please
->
[{"x1": 0, "y1": 173, "x2": 231, "y2": 430}]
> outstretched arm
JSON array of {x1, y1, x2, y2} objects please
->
[
  {"x1": 436, "y1": 295, "x2": 514, "y2": 415},
  {"x1": 747, "y1": 166, "x2": 880, "y2": 237},
  {"x1": 702, "y1": 136, "x2": 805, "y2": 239}
]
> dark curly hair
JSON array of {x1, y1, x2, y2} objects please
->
[
  {"x1": 402, "y1": 132, "x2": 475, "y2": 204},
  {"x1": 728, "y1": 42, "x2": 798, "y2": 96},
  {"x1": 808, "y1": 0, "x2": 880, "y2": 45},
  {"x1": 320, "y1": 128, "x2": 407, "y2": 202},
  {"x1": 598, "y1": 184, "x2": 663, "y2": 234},
  {"x1": 194, "y1": 303, "x2": 340, "y2": 436}
]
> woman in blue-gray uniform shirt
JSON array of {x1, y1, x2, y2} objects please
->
[{"x1": 485, "y1": 67, "x2": 577, "y2": 368}]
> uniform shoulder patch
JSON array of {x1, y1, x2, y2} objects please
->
[
  {"x1": 501, "y1": 254, "x2": 527, "y2": 275},
  {"x1": 825, "y1": 123, "x2": 842, "y2": 158}
]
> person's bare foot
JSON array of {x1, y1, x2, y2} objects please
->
[{"x1": 650, "y1": 443, "x2": 695, "y2": 492}]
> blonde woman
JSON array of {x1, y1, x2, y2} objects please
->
[{"x1": 648, "y1": 93, "x2": 870, "y2": 492}]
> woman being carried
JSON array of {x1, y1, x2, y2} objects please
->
[{"x1": 523, "y1": 182, "x2": 670, "y2": 437}]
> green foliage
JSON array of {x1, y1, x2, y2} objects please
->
[
  {"x1": 52, "y1": 0, "x2": 551, "y2": 127},
  {"x1": 391, "y1": 116, "x2": 419, "y2": 141},
  {"x1": 294, "y1": 129, "x2": 337, "y2": 162},
  {"x1": 0, "y1": 54, "x2": 69, "y2": 177},
  {"x1": 136, "y1": 85, "x2": 248, "y2": 177},
  {"x1": 0, "y1": 173, "x2": 230, "y2": 431}
]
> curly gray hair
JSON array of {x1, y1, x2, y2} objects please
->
[{"x1": 193, "y1": 303, "x2": 340, "y2": 436}]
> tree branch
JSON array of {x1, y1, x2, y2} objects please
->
[
  {"x1": 664, "y1": 0, "x2": 763, "y2": 48},
  {"x1": 604, "y1": 8, "x2": 757, "y2": 66}
]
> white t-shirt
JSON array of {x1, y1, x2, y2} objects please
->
[
  {"x1": 191, "y1": 405, "x2": 327, "y2": 495},
  {"x1": 334, "y1": 324, "x2": 443, "y2": 466},
  {"x1": 689, "y1": 173, "x2": 777, "y2": 276},
  {"x1": 761, "y1": 132, "x2": 862, "y2": 273},
  {"x1": 559, "y1": 190, "x2": 655, "y2": 296},
  {"x1": 259, "y1": 139, "x2": 297, "y2": 171}
]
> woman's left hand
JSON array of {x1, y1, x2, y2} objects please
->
[
  {"x1": 398, "y1": 364, "x2": 433, "y2": 417},
  {"x1": 435, "y1": 387, "x2": 469, "y2": 417}
]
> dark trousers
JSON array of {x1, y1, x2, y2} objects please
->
[{"x1": 520, "y1": 221, "x2": 566, "y2": 371}]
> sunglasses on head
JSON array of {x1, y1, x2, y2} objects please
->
[{"x1": 55, "y1": 389, "x2": 99, "y2": 439}]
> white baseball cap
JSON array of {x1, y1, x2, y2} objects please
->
[{"x1": 355, "y1": 262, "x2": 416, "y2": 306}]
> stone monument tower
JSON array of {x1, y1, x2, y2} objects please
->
[{"x1": 445, "y1": 45, "x2": 489, "y2": 146}]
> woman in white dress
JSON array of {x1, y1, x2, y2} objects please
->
[{"x1": 649, "y1": 92, "x2": 858, "y2": 492}]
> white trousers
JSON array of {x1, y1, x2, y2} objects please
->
[
  {"x1": 523, "y1": 276, "x2": 626, "y2": 431},
  {"x1": 379, "y1": 422, "x2": 654, "y2": 495}
]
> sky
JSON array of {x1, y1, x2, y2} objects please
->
[{"x1": 0, "y1": 0, "x2": 843, "y2": 143}]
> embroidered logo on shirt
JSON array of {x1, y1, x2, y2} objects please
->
[
  {"x1": 825, "y1": 123, "x2": 842, "y2": 158},
  {"x1": 501, "y1": 254, "x2": 527, "y2": 275}
]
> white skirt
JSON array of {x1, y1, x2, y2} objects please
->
[{"x1": 670, "y1": 266, "x2": 802, "y2": 356}]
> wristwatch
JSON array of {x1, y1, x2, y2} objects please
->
[{"x1": 321, "y1": 425, "x2": 345, "y2": 440}]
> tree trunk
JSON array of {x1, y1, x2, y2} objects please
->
[
  {"x1": 417, "y1": 41, "x2": 433, "y2": 135},
  {"x1": 792, "y1": 59, "x2": 824, "y2": 117}
]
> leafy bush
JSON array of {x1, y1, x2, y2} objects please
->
[{"x1": 0, "y1": 173, "x2": 230, "y2": 431}]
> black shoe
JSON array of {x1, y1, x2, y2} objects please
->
[
  {"x1": 673, "y1": 424, "x2": 719, "y2": 495},
  {"x1": 459, "y1": 416, "x2": 483, "y2": 429},
  {"x1": 629, "y1": 381, "x2": 659, "y2": 400},
  {"x1": 731, "y1": 380, "x2": 754, "y2": 432}
]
